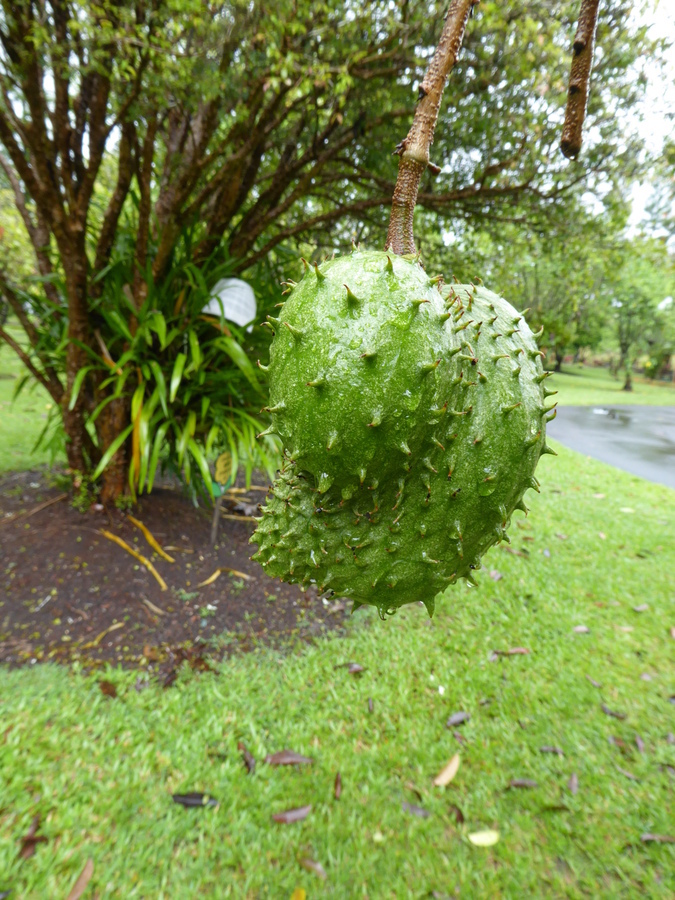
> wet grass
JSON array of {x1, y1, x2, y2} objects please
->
[
  {"x1": 550, "y1": 364, "x2": 675, "y2": 408},
  {"x1": 0, "y1": 324, "x2": 62, "y2": 472},
  {"x1": 2, "y1": 444, "x2": 674, "y2": 898}
]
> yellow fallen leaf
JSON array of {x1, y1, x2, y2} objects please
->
[
  {"x1": 142, "y1": 597, "x2": 166, "y2": 616},
  {"x1": 468, "y1": 830, "x2": 500, "y2": 847},
  {"x1": 290, "y1": 890, "x2": 306, "y2": 900},
  {"x1": 433, "y1": 753, "x2": 460, "y2": 787},
  {"x1": 221, "y1": 513, "x2": 258, "y2": 522},
  {"x1": 83, "y1": 621, "x2": 124, "y2": 648},
  {"x1": 100, "y1": 530, "x2": 167, "y2": 590},
  {"x1": 128, "y1": 515, "x2": 175, "y2": 562},
  {"x1": 197, "y1": 566, "x2": 251, "y2": 588}
]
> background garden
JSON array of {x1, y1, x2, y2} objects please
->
[{"x1": 1, "y1": 0, "x2": 674, "y2": 897}]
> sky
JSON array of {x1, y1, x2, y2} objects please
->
[{"x1": 628, "y1": 0, "x2": 675, "y2": 229}]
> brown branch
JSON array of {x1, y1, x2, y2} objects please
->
[
  {"x1": 0, "y1": 324, "x2": 63, "y2": 403},
  {"x1": 385, "y1": 0, "x2": 478, "y2": 255},
  {"x1": 233, "y1": 197, "x2": 389, "y2": 272},
  {"x1": 561, "y1": 0, "x2": 601, "y2": 160},
  {"x1": 94, "y1": 122, "x2": 135, "y2": 274}
]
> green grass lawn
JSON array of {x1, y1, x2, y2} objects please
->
[
  {"x1": 0, "y1": 324, "x2": 62, "y2": 472},
  {"x1": 550, "y1": 364, "x2": 675, "y2": 408},
  {"x1": 2, "y1": 444, "x2": 674, "y2": 898}
]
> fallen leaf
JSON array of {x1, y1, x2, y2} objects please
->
[
  {"x1": 334, "y1": 771, "x2": 342, "y2": 800},
  {"x1": 592, "y1": 493, "x2": 605, "y2": 499},
  {"x1": 540, "y1": 746, "x2": 564, "y2": 756},
  {"x1": 66, "y1": 858, "x2": 94, "y2": 900},
  {"x1": 83, "y1": 621, "x2": 125, "y2": 649},
  {"x1": 433, "y1": 754, "x2": 460, "y2": 787},
  {"x1": 299, "y1": 857, "x2": 327, "y2": 880},
  {"x1": 468, "y1": 830, "x2": 499, "y2": 847},
  {"x1": 197, "y1": 566, "x2": 251, "y2": 588},
  {"x1": 172, "y1": 793, "x2": 218, "y2": 808},
  {"x1": 452, "y1": 730, "x2": 467, "y2": 745},
  {"x1": 573, "y1": 625, "x2": 589, "y2": 634},
  {"x1": 602, "y1": 704, "x2": 627, "y2": 720},
  {"x1": 99, "y1": 680, "x2": 117, "y2": 698},
  {"x1": 635, "y1": 735, "x2": 645, "y2": 753},
  {"x1": 348, "y1": 662, "x2": 364, "y2": 675},
  {"x1": 508, "y1": 778, "x2": 538, "y2": 789},
  {"x1": 368, "y1": 697, "x2": 374, "y2": 713},
  {"x1": 617, "y1": 767, "x2": 639, "y2": 781},
  {"x1": 18, "y1": 815, "x2": 47, "y2": 859},
  {"x1": 272, "y1": 805, "x2": 312, "y2": 824},
  {"x1": 620, "y1": 507, "x2": 634, "y2": 513},
  {"x1": 586, "y1": 676, "x2": 602, "y2": 688},
  {"x1": 290, "y1": 890, "x2": 306, "y2": 900},
  {"x1": 555, "y1": 533, "x2": 568, "y2": 541},
  {"x1": 128, "y1": 515, "x2": 175, "y2": 562},
  {"x1": 633, "y1": 604, "x2": 648, "y2": 612},
  {"x1": 402, "y1": 801, "x2": 431, "y2": 818},
  {"x1": 568, "y1": 773, "x2": 579, "y2": 794},
  {"x1": 449, "y1": 804, "x2": 465, "y2": 824},
  {"x1": 265, "y1": 749, "x2": 313, "y2": 766},
  {"x1": 667, "y1": 733, "x2": 675, "y2": 746},
  {"x1": 541, "y1": 804, "x2": 571, "y2": 813},
  {"x1": 99, "y1": 529, "x2": 167, "y2": 590},
  {"x1": 489, "y1": 569, "x2": 503, "y2": 581},
  {"x1": 237, "y1": 741, "x2": 255, "y2": 773},
  {"x1": 641, "y1": 833, "x2": 675, "y2": 844},
  {"x1": 598, "y1": 531, "x2": 606, "y2": 539},
  {"x1": 670, "y1": 627, "x2": 675, "y2": 639},
  {"x1": 494, "y1": 647, "x2": 530, "y2": 656},
  {"x1": 446, "y1": 711, "x2": 470, "y2": 728}
]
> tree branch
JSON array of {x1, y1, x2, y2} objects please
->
[
  {"x1": 0, "y1": 322, "x2": 63, "y2": 403},
  {"x1": 561, "y1": 0, "x2": 601, "y2": 160},
  {"x1": 385, "y1": 0, "x2": 478, "y2": 254}
]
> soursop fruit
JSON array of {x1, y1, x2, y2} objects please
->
[{"x1": 251, "y1": 250, "x2": 555, "y2": 618}]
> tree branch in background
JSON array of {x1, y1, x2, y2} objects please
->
[
  {"x1": 0, "y1": 322, "x2": 63, "y2": 404},
  {"x1": 385, "y1": 0, "x2": 478, "y2": 254},
  {"x1": 560, "y1": 0, "x2": 601, "y2": 160}
]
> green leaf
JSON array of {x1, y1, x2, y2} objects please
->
[
  {"x1": 216, "y1": 337, "x2": 262, "y2": 394},
  {"x1": 169, "y1": 352, "x2": 187, "y2": 402},
  {"x1": 187, "y1": 329, "x2": 202, "y2": 373},
  {"x1": 91, "y1": 424, "x2": 133, "y2": 481},
  {"x1": 131, "y1": 382, "x2": 145, "y2": 421},
  {"x1": 149, "y1": 361, "x2": 168, "y2": 416},
  {"x1": 149, "y1": 312, "x2": 167, "y2": 349},
  {"x1": 188, "y1": 439, "x2": 214, "y2": 498},
  {"x1": 68, "y1": 366, "x2": 94, "y2": 411},
  {"x1": 147, "y1": 422, "x2": 170, "y2": 492}
]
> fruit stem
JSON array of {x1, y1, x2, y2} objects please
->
[
  {"x1": 560, "y1": 0, "x2": 600, "y2": 160},
  {"x1": 385, "y1": 0, "x2": 478, "y2": 255}
]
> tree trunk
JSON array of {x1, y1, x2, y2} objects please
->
[
  {"x1": 622, "y1": 367, "x2": 633, "y2": 392},
  {"x1": 554, "y1": 347, "x2": 564, "y2": 372},
  {"x1": 98, "y1": 396, "x2": 132, "y2": 505}
]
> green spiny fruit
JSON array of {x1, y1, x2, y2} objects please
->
[{"x1": 251, "y1": 250, "x2": 552, "y2": 618}]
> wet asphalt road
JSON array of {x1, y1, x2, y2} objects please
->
[{"x1": 547, "y1": 405, "x2": 675, "y2": 490}]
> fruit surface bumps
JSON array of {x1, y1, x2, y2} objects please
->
[{"x1": 251, "y1": 250, "x2": 553, "y2": 617}]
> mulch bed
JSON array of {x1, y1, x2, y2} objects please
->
[{"x1": 0, "y1": 469, "x2": 350, "y2": 675}]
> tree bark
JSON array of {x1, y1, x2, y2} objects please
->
[
  {"x1": 561, "y1": 0, "x2": 600, "y2": 159},
  {"x1": 98, "y1": 397, "x2": 132, "y2": 505}
]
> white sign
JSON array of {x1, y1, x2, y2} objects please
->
[{"x1": 203, "y1": 278, "x2": 257, "y2": 330}]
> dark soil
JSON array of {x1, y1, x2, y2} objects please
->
[{"x1": 0, "y1": 469, "x2": 350, "y2": 674}]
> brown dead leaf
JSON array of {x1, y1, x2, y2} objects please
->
[
  {"x1": 265, "y1": 749, "x2": 313, "y2": 766},
  {"x1": 540, "y1": 746, "x2": 564, "y2": 756},
  {"x1": 508, "y1": 778, "x2": 538, "y2": 789},
  {"x1": 573, "y1": 625, "x2": 590, "y2": 634},
  {"x1": 449, "y1": 804, "x2": 465, "y2": 824},
  {"x1": 334, "y1": 771, "x2": 342, "y2": 800},
  {"x1": 586, "y1": 676, "x2": 602, "y2": 688},
  {"x1": 446, "y1": 711, "x2": 470, "y2": 728},
  {"x1": 433, "y1": 754, "x2": 460, "y2": 787},
  {"x1": 299, "y1": 857, "x2": 327, "y2": 880},
  {"x1": 489, "y1": 570, "x2": 503, "y2": 581},
  {"x1": 237, "y1": 741, "x2": 255, "y2": 773},
  {"x1": 641, "y1": 833, "x2": 675, "y2": 844},
  {"x1": 272, "y1": 805, "x2": 312, "y2": 824},
  {"x1": 602, "y1": 704, "x2": 627, "y2": 720},
  {"x1": 66, "y1": 858, "x2": 94, "y2": 900},
  {"x1": 568, "y1": 773, "x2": 579, "y2": 795},
  {"x1": 18, "y1": 815, "x2": 47, "y2": 859},
  {"x1": 494, "y1": 647, "x2": 530, "y2": 656},
  {"x1": 617, "y1": 767, "x2": 639, "y2": 781},
  {"x1": 99, "y1": 680, "x2": 117, "y2": 698},
  {"x1": 402, "y1": 801, "x2": 431, "y2": 818},
  {"x1": 635, "y1": 735, "x2": 645, "y2": 753}
]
